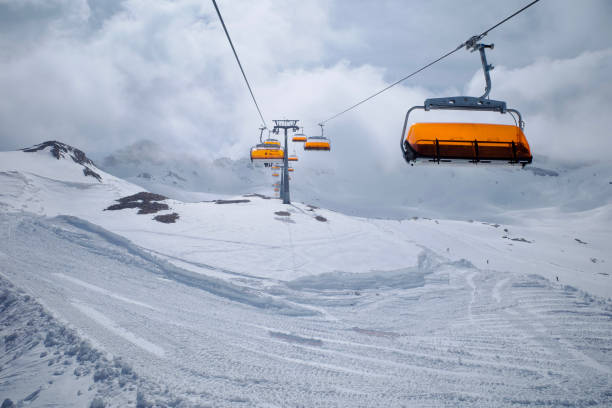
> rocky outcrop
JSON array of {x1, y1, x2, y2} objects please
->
[
  {"x1": 22, "y1": 141, "x2": 102, "y2": 182},
  {"x1": 153, "y1": 213, "x2": 179, "y2": 223},
  {"x1": 105, "y1": 192, "x2": 169, "y2": 214}
]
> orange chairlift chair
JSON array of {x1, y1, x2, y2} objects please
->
[
  {"x1": 250, "y1": 127, "x2": 284, "y2": 165},
  {"x1": 263, "y1": 129, "x2": 281, "y2": 148},
  {"x1": 250, "y1": 144, "x2": 284, "y2": 164},
  {"x1": 304, "y1": 124, "x2": 331, "y2": 151},
  {"x1": 401, "y1": 41, "x2": 532, "y2": 166},
  {"x1": 292, "y1": 127, "x2": 307, "y2": 143}
]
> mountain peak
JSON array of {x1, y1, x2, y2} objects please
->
[
  {"x1": 22, "y1": 141, "x2": 102, "y2": 182},
  {"x1": 22, "y1": 141, "x2": 95, "y2": 167}
]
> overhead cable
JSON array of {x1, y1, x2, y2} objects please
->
[
  {"x1": 318, "y1": 0, "x2": 541, "y2": 126},
  {"x1": 211, "y1": 0, "x2": 268, "y2": 129}
]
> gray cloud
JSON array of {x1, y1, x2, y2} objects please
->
[{"x1": 0, "y1": 0, "x2": 610, "y2": 169}]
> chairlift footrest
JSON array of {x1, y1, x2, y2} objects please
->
[{"x1": 425, "y1": 97, "x2": 506, "y2": 113}]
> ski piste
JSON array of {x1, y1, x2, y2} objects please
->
[{"x1": 0, "y1": 142, "x2": 610, "y2": 406}]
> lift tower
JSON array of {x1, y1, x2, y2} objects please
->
[{"x1": 272, "y1": 120, "x2": 299, "y2": 204}]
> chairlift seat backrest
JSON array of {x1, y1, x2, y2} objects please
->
[
  {"x1": 304, "y1": 136, "x2": 331, "y2": 151},
  {"x1": 404, "y1": 122, "x2": 531, "y2": 164}
]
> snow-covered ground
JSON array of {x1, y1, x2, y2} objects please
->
[{"x1": 1, "y1": 143, "x2": 611, "y2": 406}]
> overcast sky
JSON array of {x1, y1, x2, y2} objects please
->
[{"x1": 1, "y1": 0, "x2": 611, "y2": 169}]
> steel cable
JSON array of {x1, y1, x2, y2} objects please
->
[
  {"x1": 318, "y1": 0, "x2": 541, "y2": 126},
  {"x1": 212, "y1": 0, "x2": 268, "y2": 129}
]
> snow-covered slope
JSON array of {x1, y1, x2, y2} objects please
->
[
  {"x1": 0, "y1": 141, "x2": 141, "y2": 214},
  {"x1": 1, "y1": 142, "x2": 611, "y2": 407},
  {"x1": 2, "y1": 142, "x2": 609, "y2": 294},
  {"x1": 1, "y1": 142, "x2": 424, "y2": 282}
]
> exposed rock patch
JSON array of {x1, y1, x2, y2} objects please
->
[
  {"x1": 215, "y1": 199, "x2": 250, "y2": 205},
  {"x1": 23, "y1": 141, "x2": 93, "y2": 166},
  {"x1": 105, "y1": 192, "x2": 169, "y2": 215},
  {"x1": 510, "y1": 237, "x2": 532, "y2": 243},
  {"x1": 1, "y1": 399, "x2": 15, "y2": 408},
  {"x1": 153, "y1": 213, "x2": 179, "y2": 224},
  {"x1": 274, "y1": 211, "x2": 291, "y2": 217},
  {"x1": 83, "y1": 167, "x2": 102, "y2": 182},
  {"x1": 118, "y1": 192, "x2": 167, "y2": 202},
  {"x1": 502, "y1": 235, "x2": 532, "y2": 243},
  {"x1": 315, "y1": 215, "x2": 327, "y2": 222}
]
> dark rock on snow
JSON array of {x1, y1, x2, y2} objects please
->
[
  {"x1": 153, "y1": 213, "x2": 179, "y2": 224},
  {"x1": 83, "y1": 167, "x2": 102, "y2": 182},
  {"x1": 215, "y1": 199, "x2": 250, "y2": 204},
  {"x1": 1, "y1": 399, "x2": 15, "y2": 408},
  {"x1": 106, "y1": 192, "x2": 169, "y2": 215}
]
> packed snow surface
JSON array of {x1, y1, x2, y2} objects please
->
[{"x1": 1, "y1": 145, "x2": 611, "y2": 407}]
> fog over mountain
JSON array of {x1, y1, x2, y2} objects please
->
[
  {"x1": 98, "y1": 139, "x2": 612, "y2": 222},
  {"x1": 100, "y1": 139, "x2": 263, "y2": 199}
]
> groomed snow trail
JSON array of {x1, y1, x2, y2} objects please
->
[{"x1": 1, "y1": 213, "x2": 610, "y2": 407}]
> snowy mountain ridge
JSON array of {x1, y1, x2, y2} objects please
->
[{"x1": 23, "y1": 140, "x2": 103, "y2": 182}]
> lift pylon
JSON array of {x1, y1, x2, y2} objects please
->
[{"x1": 272, "y1": 120, "x2": 299, "y2": 204}]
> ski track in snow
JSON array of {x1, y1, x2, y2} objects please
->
[
  {"x1": 54, "y1": 273, "x2": 160, "y2": 311},
  {"x1": 1, "y1": 212, "x2": 611, "y2": 407},
  {"x1": 492, "y1": 277, "x2": 510, "y2": 303},
  {"x1": 466, "y1": 271, "x2": 477, "y2": 325},
  {"x1": 71, "y1": 302, "x2": 165, "y2": 358}
]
